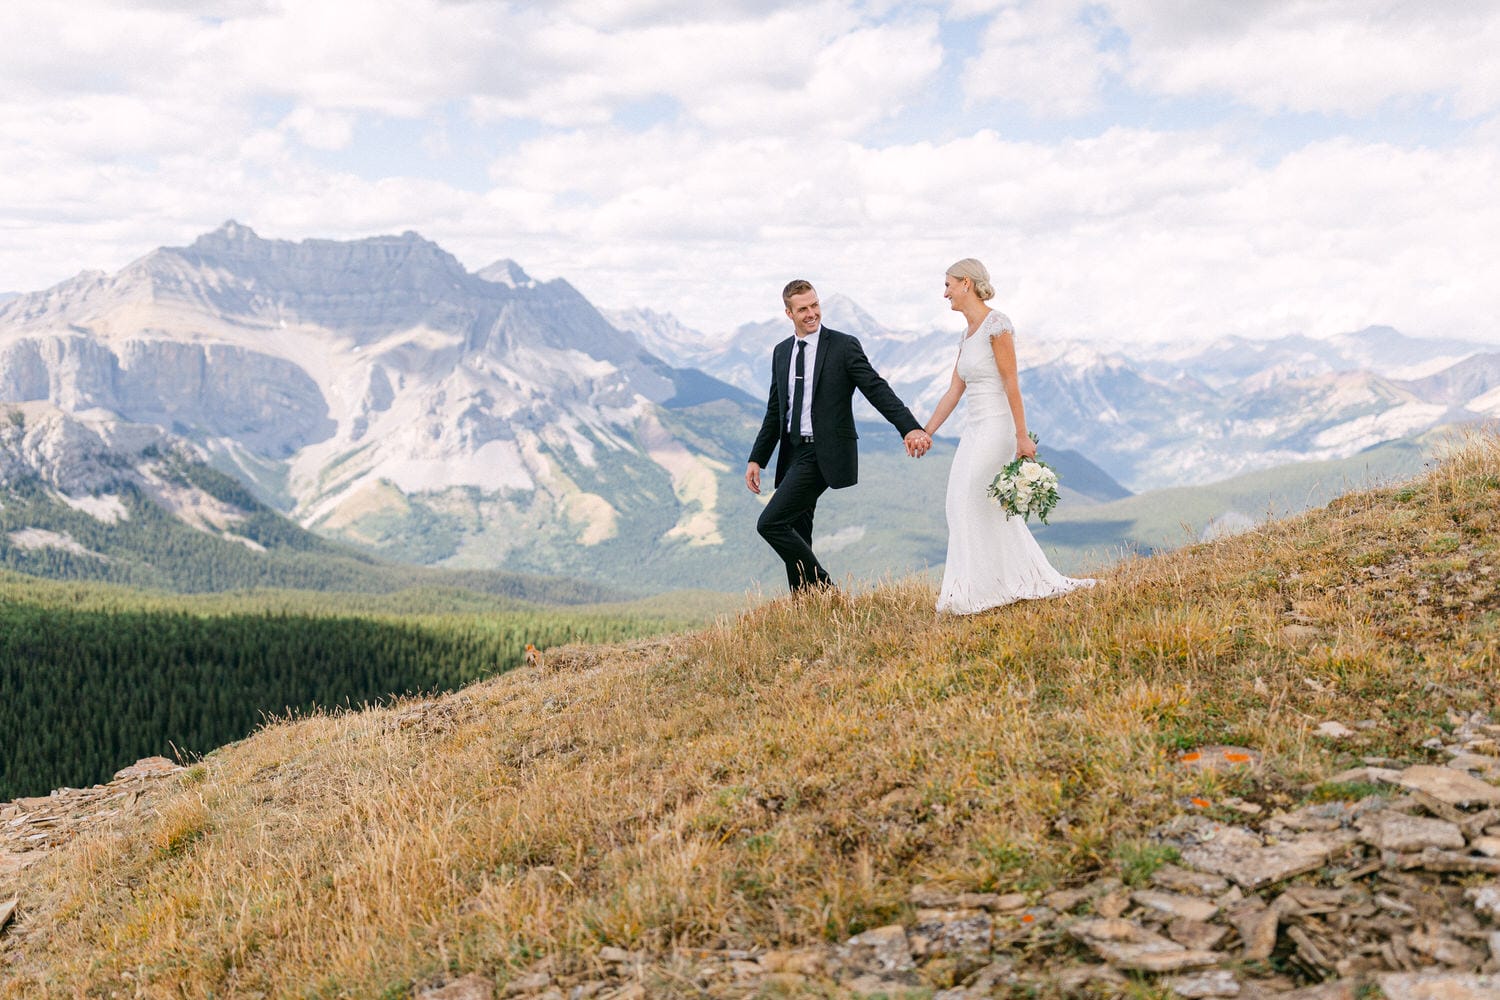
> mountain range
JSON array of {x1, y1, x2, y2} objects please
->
[
  {"x1": 610, "y1": 306, "x2": 1497, "y2": 491},
  {"x1": 0, "y1": 222, "x2": 1491, "y2": 593},
  {"x1": 0, "y1": 224, "x2": 949, "y2": 590}
]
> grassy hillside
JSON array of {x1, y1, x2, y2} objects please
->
[{"x1": 2, "y1": 433, "x2": 1496, "y2": 996}]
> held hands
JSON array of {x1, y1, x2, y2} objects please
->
[{"x1": 750, "y1": 433, "x2": 930, "y2": 488}]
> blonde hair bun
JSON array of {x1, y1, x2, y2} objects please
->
[{"x1": 946, "y1": 257, "x2": 995, "y2": 300}]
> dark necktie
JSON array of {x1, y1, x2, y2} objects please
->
[{"x1": 790, "y1": 339, "x2": 806, "y2": 436}]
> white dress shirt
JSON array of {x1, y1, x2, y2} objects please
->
[{"x1": 786, "y1": 328, "x2": 820, "y2": 437}]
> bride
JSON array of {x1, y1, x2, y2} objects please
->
[{"x1": 923, "y1": 258, "x2": 1095, "y2": 615}]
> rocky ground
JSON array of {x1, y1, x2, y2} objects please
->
[
  {"x1": 413, "y1": 710, "x2": 1500, "y2": 999},
  {"x1": 1, "y1": 755, "x2": 183, "y2": 881},
  {"x1": 10, "y1": 714, "x2": 1500, "y2": 998}
]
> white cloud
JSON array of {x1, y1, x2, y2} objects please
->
[
  {"x1": 1, "y1": 3, "x2": 200, "y2": 98},
  {"x1": 687, "y1": 16, "x2": 944, "y2": 135},
  {"x1": 545, "y1": 0, "x2": 810, "y2": 28},
  {"x1": 962, "y1": 0, "x2": 1122, "y2": 117},
  {"x1": 200, "y1": 1, "x2": 508, "y2": 115},
  {"x1": 464, "y1": 120, "x2": 1500, "y2": 347},
  {"x1": 468, "y1": 5, "x2": 942, "y2": 136},
  {"x1": 958, "y1": 1, "x2": 1500, "y2": 120},
  {"x1": 280, "y1": 108, "x2": 356, "y2": 151},
  {"x1": 1111, "y1": 0, "x2": 1500, "y2": 117},
  {"x1": 0, "y1": 0, "x2": 1497, "y2": 360}
]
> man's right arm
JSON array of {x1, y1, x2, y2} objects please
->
[{"x1": 746, "y1": 365, "x2": 782, "y2": 493}]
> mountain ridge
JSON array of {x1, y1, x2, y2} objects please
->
[{"x1": 608, "y1": 304, "x2": 1496, "y2": 490}]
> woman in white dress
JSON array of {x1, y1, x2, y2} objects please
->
[{"x1": 923, "y1": 258, "x2": 1095, "y2": 615}]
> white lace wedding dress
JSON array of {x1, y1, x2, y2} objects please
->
[{"x1": 936, "y1": 311, "x2": 1095, "y2": 615}]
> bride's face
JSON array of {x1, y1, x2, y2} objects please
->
[{"x1": 943, "y1": 274, "x2": 968, "y2": 310}]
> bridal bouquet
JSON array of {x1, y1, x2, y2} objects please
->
[{"x1": 987, "y1": 434, "x2": 1061, "y2": 524}]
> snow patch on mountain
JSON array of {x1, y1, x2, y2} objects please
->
[
  {"x1": 60, "y1": 493, "x2": 128, "y2": 523},
  {"x1": 817, "y1": 525, "x2": 867, "y2": 554},
  {"x1": 638, "y1": 410, "x2": 727, "y2": 546},
  {"x1": 381, "y1": 439, "x2": 534, "y2": 495},
  {"x1": 7, "y1": 527, "x2": 101, "y2": 557},
  {"x1": 1469, "y1": 385, "x2": 1500, "y2": 416},
  {"x1": 1385, "y1": 354, "x2": 1484, "y2": 380},
  {"x1": 1312, "y1": 403, "x2": 1450, "y2": 451}
]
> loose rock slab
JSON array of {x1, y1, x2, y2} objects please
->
[
  {"x1": 1377, "y1": 972, "x2": 1500, "y2": 1000},
  {"x1": 1166, "y1": 969, "x2": 1241, "y2": 998},
  {"x1": 843, "y1": 925, "x2": 915, "y2": 976},
  {"x1": 1356, "y1": 811, "x2": 1466, "y2": 852},
  {"x1": 1223, "y1": 899, "x2": 1279, "y2": 961},
  {"x1": 1463, "y1": 883, "x2": 1500, "y2": 918},
  {"x1": 1326, "y1": 765, "x2": 1403, "y2": 785},
  {"x1": 417, "y1": 973, "x2": 495, "y2": 1000},
  {"x1": 1131, "y1": 889, "x2": 1218, "y2": 923},
  {"x1": 1396, "y1": 766, "x2": 1500, "y2": 808},
  {"x1": 1167, "y1": 918, "x2": 1230, "y2": 952},
  {"x1": 909, "y1": 908, "x2": 992, "y2": 957},
  {"x1": 1150, "y1": 865, "x2": 1230, "y2": 895},
  {"x1": 0, "y1": 897, "x2": 16, "y2": 934},
  {"x1": 111, "y1": 756, "x2": 182, "y2": 781},
  {"x1": 1317, "y1": 721, "x2": 1356, "y2": 739},
  {"x1": 1180, "y1": 825, "x2": 1358, "y2": 890},
  {"x1": 1068, "y1": 918, "x2": 1223, "y2": 972},
  {"x1": 1448, "y1": 754, "x2": 1500, "y2": 778}
]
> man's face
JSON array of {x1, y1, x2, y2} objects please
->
[{"x1": 785, "y1": 289, "x2": 821, "y2": 337}]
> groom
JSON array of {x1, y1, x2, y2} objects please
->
[{"x1": 745, "y1": 279, "x2": 931, "y2": 592}]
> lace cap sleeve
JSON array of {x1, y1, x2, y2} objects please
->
[{"x1": 983, "y1": 311, "x2": 1015, "y2": 340}]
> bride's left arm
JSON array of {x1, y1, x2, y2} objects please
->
[{"x1": 990, "y1": 332, "x2": 1036, "y2": 459}]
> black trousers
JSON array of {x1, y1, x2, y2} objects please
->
[{"x1": 757, "y1": 439, "x2": 832, "y2": 591}]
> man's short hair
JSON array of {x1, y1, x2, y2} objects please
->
[{"x1": 782, "y1": 279, "x2": 814, "y2": 307}]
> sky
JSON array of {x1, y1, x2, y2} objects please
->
[{"x1": 3, "y1": 0, "x2": 1497, "y2": 346}]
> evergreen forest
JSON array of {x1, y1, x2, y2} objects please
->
[
  {"x1": 0, "y1": 581, "x2": 688, "y2": 801},
  {"x1": 0, "y1": 453, "x2": 723, "y2": 802}
]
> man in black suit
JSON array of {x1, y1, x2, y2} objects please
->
[{"x1": 746, "y1": 279, "x2": 932, "y2": 592}]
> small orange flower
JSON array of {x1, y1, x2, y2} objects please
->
[{"x1": 1190, "y1": 797, "x2": 1211, "y2": 808}]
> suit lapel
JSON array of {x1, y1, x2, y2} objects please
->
[
  {"x1": 810, "y1": 327, "x2": 833, "y2": 409},
  {"x1": 775, "y1": 336, "x2": 794, "y2": 428}
]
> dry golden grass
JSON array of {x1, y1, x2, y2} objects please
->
[{"x1": 3, "y1": 431, "x2": 1499, "y2": 997}]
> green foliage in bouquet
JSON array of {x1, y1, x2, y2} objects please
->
[{"x1": 986, "y1": 432, "x2": 1062, "y2": 524}]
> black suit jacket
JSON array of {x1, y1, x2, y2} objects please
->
[{"x1": 747, "y1": 327, "x2": 921, "y2": 490}]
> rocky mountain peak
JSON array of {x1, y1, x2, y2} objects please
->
[
  {"x1": 818, "y1": 292, "x2": 886, "y2": 337},
  {"x1": 169, "y1": 222, "x2": 470, "y2": 295},
  {"x1": 192, "y1": 219, "x2": 258, "y2": 247},
  {"x1": 476, "y1": 259, "x2": 535, "y2": 288}
]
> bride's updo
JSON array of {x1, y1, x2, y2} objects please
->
[{"x1": 946, "y1": 258, "x2": 995, "y2": 301}]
